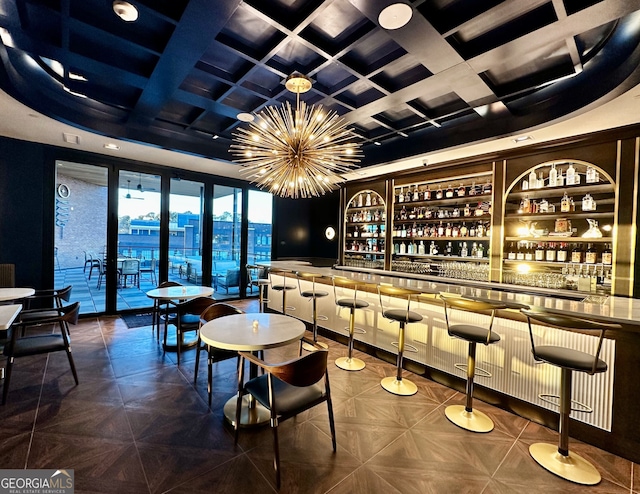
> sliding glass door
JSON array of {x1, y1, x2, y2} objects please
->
[{"x1": 211, "y1": 185, "x2": 242, "y2": 299}]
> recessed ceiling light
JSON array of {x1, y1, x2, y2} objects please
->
[
  {"x1": 374, "y1": 141, "x2": 381, "y2": 146},
  {"x1": 113, "y1": 1, "x2": 138, "y2": 22},
  {"x1": 212, "y1": 134, "x2": 219, "y2": 139},
  {"x1": 104, "y1": 143, "x2": 120, "y2": 150},
  {"x1": 237, "y1": 112, "x2": 255, "y2": 122},
  {"x1": 378, "y1": 3, "x2": 413, "y2": 30},
  {"x1": 513, "y1": 135, "x2": 533, "y2": 143}
]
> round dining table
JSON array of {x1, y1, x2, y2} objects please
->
[
  {"x1": 146, "y1": 285, "x2": 215, "y2": 351},
  {"x1": 200, "y1": 312, "x2": 306, "y2": 427},
  {"x1": 0, "y1": 287, "x2": 35, "y2": 302}
]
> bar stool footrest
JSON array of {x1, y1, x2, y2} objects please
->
[
  {"x1": 454, "y1": 363, "x2": 492, "y2": 378},
  {"x1": 392, "y1": 342, "x2": 418, "y2": 353},
  {"x1": 317, "y1": 315, "x2": 329, "y2": 321},
  {"x1": 445, "y1": 405, "x2": 494, "y2": 433},
  {"x1": 529, "y1": 442, "x2": 601, "y2": 485},
  {"x1": 343, "y1": 326, "x2": 366, "y2": 334},
  {"x1": 538, "y1": 393, "x2": 593, "y2": 413}
]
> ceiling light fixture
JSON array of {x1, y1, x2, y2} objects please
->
[
  {"x1": 230, "y1": 71, "x2": 362, "y2": 199},
  {"x1": 104, "y1": 143, "x2": 120, "y2": 150},
  {"x1": 113, "y1": 1, "x2": 138, "y2": 22},
  {"x1": 513, "y1": 135, "x2": 533, "y2": 143},
  {"x1": 237, "y1": 112, "x2": 255, "y2": 122},
  {"x1": 378, "y1": 3, "x2": 413, "y2": 30}
]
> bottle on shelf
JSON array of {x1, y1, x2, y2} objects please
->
[
  {"x1": 365, "y1": 192, "x2": 371, "y2": 206},
  {"x1": 548, "y1": 163, "x2": 558, "y2": 187},
  {"x1": 482, "y1": 179, "x2": 492, "y2": 194},
  {"x1": 560, "y1": 192, "x2": 571, "y2": 213},
  {"x1": 446, "y1": 184, "x2": 454, "y2": 198},
  {"x1": 400, "y1": 206, "x2": 407, "y2": 220},
  {"x1": 566, "y1": 163, "x2": 576, "y2": 185},
  {"x1": 463, "y1": 204, "x2": 471, "y2": 217},
  {"x1": 460, "y1": 222, "x2": 468, "y2": 237},
  {"x1": 586, "y1": 166, "x2": 599, "y2": 183},
  {"x1": 522, "y1": 178, "x2": 529, "y2": 191},
  {"x1": 557, "y1": 167, "x2": 565, "y2": 187},
  {"x1": 477, "y1": 243, "x2": 484, "y2": 258},
  {"x1": 545, "y1": 242, "x2": 556, "y2": 262},
  {"x1": 516, "y1": 242, "x2": 525, "y2": 260},
  {"x1": 437, "y1": 221, "x2": 445, "y2": 237},
  {"x1": 452, "y1": 224, "x2": 460, "y2": 237},
  {"x1": 602, "y1": 243, "x2": 612, "y2": 266},
  {"x1": 412, "y1": 185, "x2": 420, "y2": 202},
  {"x1": 371, "y1": 194, "x2": 378, "y2": 206},
  {"x1": 535, "y1": 243, "x2": 545, "y2": 261},
  {"x1": 445, "y1": 223, "x2": 452, "y2": 237},
  {"x1": 469, "y1": 182, "x2": 478, "y2": 196},
  {"x1": 582, "y1": 193, "x2": 596, "y2": 211},
  {"x1": 357, "y1": 193, "x2": 364, "y2": 207},
  {"x1": 538, "y1": 172, "x2": 545, "y2": 189},
  {"x1": 507, "y1": 242, "x2": 516, "y2": 260},
  {"x1": 394, "y1": 242, "x2": 400, "y2": 254},
  {"x1": 429, "y1": 241, "x2": 437, "y2": 255},
  {"x1": 423, "y1": 185, "x2": 431, "y2": 201},
  {"x1": 460, "y1": 242, "x2": 468, "y2": 257},
  {"x1": 399, "y1": 242, "x2": 406, "y2": 254},
  {"x1": 457, "y1": 183, "x2": 466, "y2": 197},
  {"x1": 418, "y1": 240, "x2": 425, "y2": 255},
  {"x1": 404, "y1": 188, "x2": 411, "y2": 203},
  {"x1": 524, "y1": 242, "x2": 534, "y2": 261},
  {"x1": 557, "y1": 242, "x2": 568, "y2": 262},
  {"x1": 446, "y1": 241, "x2": 453, "y2": 256},
  {"x1": 529, "y1": 168, "x2": 538, "y2": 189},
  {"x1": 571, "y1": 243, "x2": 583, "y2": 263},
  {"x1": 401, "y1": 224, "x2": 407, "y2": 238},
  {"x1": 585, "y1": 243, "x2": 597, "y2": 264},
  {"x1": 398, "y1": 187, "x2": 404, "y2": 203},
  {"x1": 435, "y1": 185, "x2": 443, "y2": 200}
]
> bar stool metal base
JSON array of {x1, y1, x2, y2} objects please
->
[
  {"x1": 335, "y1": 356, "x2": 365, "y2": 371},
  {"x1": 302, "y1": 340, "x2": 328, "y2": 352},
  {"x1": 529, "y1": 442, "x2": 601, "y2": 485},
  {"x1": 381, "y1": 376, "x2": 417, "y2": 396},
  {"x1": 445, "y1": 405, "x2": 494, "y2": 433}
]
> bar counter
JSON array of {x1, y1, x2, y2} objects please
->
[{"x1": 259, "y1": 260, "x2": 640, "y2": 463}]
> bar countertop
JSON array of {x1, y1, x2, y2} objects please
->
[{"x1": 259, "y1": 260, "x2": 640, "y2": 328}]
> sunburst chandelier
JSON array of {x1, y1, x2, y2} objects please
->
[{"x1": 230, "y1": 72, "x2": 362, "y2": 198}]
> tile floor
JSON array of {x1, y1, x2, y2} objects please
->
[{"x1": 0, "y1": 299, "x2": 637, "y2": 493}]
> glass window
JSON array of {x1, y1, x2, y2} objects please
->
[
  {"x1": 212, "y1": 186, "x2": 242, "y2": 299},
  {"x1": 169, "y1": 178, "x2": 204, "y2": 285}
]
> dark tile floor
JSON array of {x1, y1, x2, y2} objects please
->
[{"x1": 1, "y1": 299, "x2": 637, "y2": 493}]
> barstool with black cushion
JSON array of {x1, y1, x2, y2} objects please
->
[
  {"x1": 332, "y1": 276, "x2": 369, "y2": 371},
  {"x1": 521, "y1": 309, "x2": 621, "y2": 485},
  {"x1": 268, "y1": 268, "x2": 296, "y2": 315},
  {"x1": 440, "y1": 295, "x2": 507, "y2": 432},
  {"x1": 377, "y1": 284, "x2": 423, "y2": 395},
  {"x1": 296, "y1": 271, "x2": 329, "y2": 351},
  {"x1": 247, "y1": 264, "x2": 270, "y2": 312}
]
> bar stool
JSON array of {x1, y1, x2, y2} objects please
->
[
  {"x1": 377, "y1": 284, "x2": 423, "y2": 395},
  {"x1": 332, "y1": 276, "x2": 369, "y2": 371},
  {"x1": 521, "y1": 309, "x2": 621, "y2": 485},
  {"x1": 268, "y1": 268, "x2": 296, "y2": 314},
  {"x1": 247, "y1": 264, "x2": 270, "y2": 312},
  {"x1": 440, "y1": 295, "x2": 507, "y2": 432},
  {"x1": 296, "y1": 271, "x2": 329, "y2": 351}
]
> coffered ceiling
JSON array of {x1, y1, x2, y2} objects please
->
[{"x1": 0, "y1": 0, "x2": 640, "y2": 178}]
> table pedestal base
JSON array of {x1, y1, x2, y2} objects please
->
[{"x1": 224, "y1": 395, "x2": 270, "y2": 428}]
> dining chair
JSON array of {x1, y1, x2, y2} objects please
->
[
  {"x1": 165, "y1": 296, "x2": 217, "y2": 365},
  {"x1": 234, "y1": 340, "x2": 336, "y2": 488},
  {"x1": 153, "y1": 281, "x2": 182, "y2": 341},
  {"x1": 119, "y1": 259, "x2": 140, "y2": 288},
  {"x1": 3, "y1": 301, "x2": 80, "y2": 405},
  {"x1": 139, "y1": 258, "x2": 157, "y2": 285},
  {"x1": 193, "y1": 302, "x2": 243, "y2": 406},
  {"x1": 21, "y1": 285, "x2": 73, "y2": 334}
]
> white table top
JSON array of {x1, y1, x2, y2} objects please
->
[
  {"x1": 200, "y1": 313, "x2": 306, "y2": 351},
  {"x1": 0, "y1": 304, "x2": 22, "y2": 330},
  {"x1": 146, "y1": 285, "x2": 214, "y2": 301},
  {"x1": 0, "y1": 287, "x2": 35, "y2": 302}
]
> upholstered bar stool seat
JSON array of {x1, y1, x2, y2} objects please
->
[
  {"x1": 297, "y1": 271, "x2": 329, "y2": 351},
  {"x1": 378, "y1": 284, "x2": 424, "y2": 396},
  {"x1": 268, "y1": 268, "x2": 296, "y2": 314},
  {"x1": 522, "y1": 309, "x2": 621, "y2": 485},
  {"x1": 332, "y1": 276, "x2": 370, "y2": 371},
  {"x1": 440, "y1": 295, "x2": 507, "y2": 432}
]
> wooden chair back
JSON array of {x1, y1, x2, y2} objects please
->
[{"x1": 269, "y1": 349, "x2": 329, "y2": 387}]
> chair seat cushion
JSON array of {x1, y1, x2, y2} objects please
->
[
  {"x1": 535, "y1": 345, "x2": 607, "y2": 373},
  {"x1": 272, "y1": 284, "x2": 296, "y2": 291},
  {"x1": 449, "y1": 324, "x2": 500, "y2": 344},
  {"x1": 5, "y1": 335, "x2": 66, "y2": 357},
  {"x1": 383, "y1": 309, "x2": 423, "y2": 323},
  {"x1": 337, "y1": 298, "x2": 369, "y2": 309},
  {"x1": 20, "y1": 310, "x2": 59, "y2": 322},
  {"x1": 178, "y1": 313, "x2": 201, "y2": 329},
  {"x1": 301, "y1": 290, "x2": 329, "y2": 298},
  {"x1": 246, "y1": 374, "x2": 325, "y2": 415}
]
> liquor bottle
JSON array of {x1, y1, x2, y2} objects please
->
[
  {"x1": 557, "y1": 167, "x2": 565, "y2": 187},
  {"x1": 394, "y1": 242, "x2": 400, "y2": 254},
  {"x1": 482, "y1": 179, "x2": 492, "y2": 194},
  {"x1": 582, "y1": 193, "x2": 596, "y2": 211},
  {"x1": 602, "y1": 243, "x2": 612, "y2": 265},
  {"x1": 545, "y1": 242, "x2": 556, "y2": 262},
  {"x1": 571, "y1": 243, "x2": 583, "y2": 263},
  {"x1": 460, "y1": 222, "x2": 468, "y2": 237},
  {"x1": 586, "y1": 166, "x2": 599, "y2": 183},
  {"x1": 401, "y1": 224, "x2": 407, "y2": 238},
  {"x1": 408, "y1": 208, "x2": 416, "y2": 220},
  {"x1": 560, "y1": 192, "x2": 571, "y2": 212},
  {"x1": 411, "y1": 222, "x2": 417, "y2": 237},
  {"x1": 516, "y1": 242, "x2": 525, "y2": 260},
  {"x1": 457, "y1": 183, "x2": 466, "y2": 196},
  {"x1": 353, "y1": 226, "x2": 359, "y2": 238},
  {"x1": 477, "y1": 243, "x2": 485, "y2": 258},
  {"x1": 476, "y1": 222, "x2": 484, "y2": 237},
  {"x1": 435, "y1": 185, "x2": 443, "y2": 200},
  {"x1": 452, "y1": 207, "x2": 460, "y2": 218},
  {"x1": 524, "y1": 242, "x2": 534, "y2": 261},
  {"x1": 404, "y1": 188, "x2": 411, "y2": 203},
  {"x1": 413, "y1": 185, "x2": 420, "y2": 202},
  {"x1": 507, "y1": 242, "x2": 516, "y2": 260},
  {"x1": 418, "y1": 240, "x2": 425, "y2": 255},
  {"x1": 452, "y1": 224, "x2": 460, "y2": 237},
  {"x1": 399, "y1": 242, "x2": 406, "y2": 255},
  {"x1": 471, "y1": 242, "x2": 478, "y2": 257},
  {"x1": 408, "y1": 241, "x2": 415, "y2": 255},
  {"x1": 437, "y1": 221, "x2": 445, "y2": 237},
  {"x1": 469, "y1": 223, "x2": 476, "y2": 237},
  {"x1": 469, "y1": 182, "x2": 478, "y2": 196},
  {"x1": 566, "y1": 163, "x2": 576, "y2": 185},
  {"x1": 461, "y1": 242, "x2": 468, "y2": 257},
  {"x1": 398, "y1": 187, "x2": 404, "y2": 203},
  {"x1": 535, "y1": 243, "x2": 545, "y2": 261},
  {"x1": 357, "y1": 193, "x2": 364, "y2": 207},
  {"x1": 520, "y1": 195, "x2": 530, "y2": 213},
  {"x1": 585, "y1": 243, "x2": 597, "y2": 264},
  {"x1": 548, "y1": 163, "x2": 557, "y2": 187},
  {"x1": 400, "y1": 206, "x2": 407, "y2": 220},
  {"x1": 463, "y1": 204, "x2": 471, "y2": 217},
  {"x1": 417, "y1": 207, "x2": 424, "y2": 220},
  {"x1": 423, "y1": 186, "x2": 431, "y2": 201},
  {"x1": 371, "y1": 194, "x2": 378, "y2": 206},
  {"x1": 445, "y1": 223, "x2": 452, "y2": 237},
  {"x1": 529, "y1": 168, "x2": 538, "y2": 189},
  {"x1": 556, "y1": 242, "x2": 568, "y2": 262},
  {"x1": 365, "y1": 192, "x2": 371, "y2": 206},
  {"x1": 445, "y1": 241, "x2": 453, "y2": 256},
  {"x1": 538, "y1": 172, "x2": 545, "y2": 188},
  {"x1": 446, "y1": 184, "x2": 454, "y2": 198},
  {"x1": 522, "y1": 178, "x2": 529, "y2": 190},
  {"x1": 474, "y1": 202, "x2": 485, "y2": 216},
  {"x1": 417, "y1": 224, "x2": 424, "y2": 237}
]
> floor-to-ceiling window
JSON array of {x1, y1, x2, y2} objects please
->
[
  {"x1": 116, "y1": 171, "x2": 161, "y2": 311},
  {"x1": 54, "y1": 161, "x2": 108, "y2": 314},
  {"x1": 247, "y1": 190, "x2": 273, "y2": 264},
  {"x1": 212, "y1": 185, "x2": 242, "y2": 299},
  {"x1": 169, "y1": 177, "x2": 205, "y2": 286}
]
